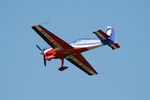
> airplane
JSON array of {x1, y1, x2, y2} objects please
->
[{"x1": 32, "y1": 25, "x2": 120, "y2": 76}]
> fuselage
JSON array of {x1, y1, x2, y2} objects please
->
[
  {"x1": 70, "y1": 38, "x2": 102, "y2": 49},
  {"x1": 44, "y1": 38, "x2": 103, "y2": 60}
]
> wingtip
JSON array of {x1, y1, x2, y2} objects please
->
[
  {"x1": 31, "y1": 24, "x2": 41, "y2": 28},
  {"x1": 88, "y1": 71, "x2": 98, "y2": 76}
]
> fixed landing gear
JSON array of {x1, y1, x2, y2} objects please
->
[
  {"x1": 58, "y1": 66, "x2": 68, "y2": 71},
  {"x1": 58, "y1": 58, "x2": 68, "y2": 71}
]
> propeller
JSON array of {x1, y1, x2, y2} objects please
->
[
  {"x1": 36, "y1": 45, "x2": 43, "y2": 51},
  {"x1": 43, "y1": 55, "x2": 46, "y2": 66},
  {"x1": 36, "y1": 45, "x2": 46, "y2": 66}
]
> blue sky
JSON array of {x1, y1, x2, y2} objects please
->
[{"x1": 0, "y1": 0, "x2": 150, "y2": 100}]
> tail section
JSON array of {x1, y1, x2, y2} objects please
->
[
  {"x1": 106, "y1": 26, "x2": 116, "y2": 42},
  {"x1": 93, "y1": 26, "x2": 120, "y2": 50}
]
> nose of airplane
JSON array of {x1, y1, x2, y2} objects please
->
[{"x1": 45, "y1": 49, "x2": 55, "y2": 56}]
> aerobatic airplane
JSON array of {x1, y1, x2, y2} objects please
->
[{"x1": 32, "y1": 25, "x2": 120, "y2": 76}]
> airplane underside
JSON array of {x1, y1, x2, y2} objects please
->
[
  {"x1": 43, "y1": 43, "x2": 102, "y2": 71},
  {"x1": 32, "y1": 25, "x2": 120, "y2": 75}
]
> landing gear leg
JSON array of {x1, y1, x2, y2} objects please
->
[{"x1": 58, "y1": 58, "x2": 68, "y2": 71}]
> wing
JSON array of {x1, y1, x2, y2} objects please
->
[
  {"x1": 66, "y1": 54, "x2": 98, "y2": 76},
  {"x1": 32, "y1": 25, "x2": 73, "y2": 50}
]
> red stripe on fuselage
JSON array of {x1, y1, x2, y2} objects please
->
[{"x1": 45, "y1": 47, "x2": 88, "y2": 60}]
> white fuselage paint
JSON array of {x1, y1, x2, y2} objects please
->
[
  {"x1": 70, "y1": 38, "x2": 103, "y2": 50},
  {"x1": 44, "y1": 38, "x2": 103, "y2": 54}
]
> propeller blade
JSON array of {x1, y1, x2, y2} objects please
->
[
  {"x1": 36, "y1": 45, "x2": 46, "y2": 66},
  {"x1": 36, "y1": 45, "x2": 43, "y2": 51},
  {"x1": 43, "y1": 55, "x2": 46, "y2": 66}
]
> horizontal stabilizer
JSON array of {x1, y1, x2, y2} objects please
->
[
  {"x1": 93, "y1": 28, "x2": 120, "y2": 50},
  {"x1": 110, "y1": 43, "x2": 120, "y2": 49},
  {"x1": 93, "y1": 30, "x2": 109, "y2": 40}
]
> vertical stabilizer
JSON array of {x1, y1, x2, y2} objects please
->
[{"x1": 106, "y1": 26, "x2": 116, "y2": 43}]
